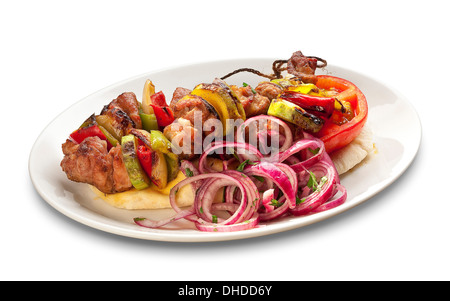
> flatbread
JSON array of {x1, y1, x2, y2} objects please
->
[
  {"x1": 330, "y1": 125, "x2": 374, "y2": 175},
  {"x1": 90, "y1": 171, "x2": 195, "y2": 209},
  {"x1": 90, "y1": 170, "x2": 224, "y2": 210}
]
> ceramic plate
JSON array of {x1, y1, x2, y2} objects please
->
[{"x1": 29, "y1": 58, "x2": 421, "y2": 242}]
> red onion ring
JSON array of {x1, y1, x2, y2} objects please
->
[
  {"x1": 236, "y1": 115, "x2": 294, "y2": 153},
  {"x1": 134, "y1": 115, "x2": 347, "y2": 232},
  {"x1": 199, "y1": 141, "x2": 263, "y2": 173}
]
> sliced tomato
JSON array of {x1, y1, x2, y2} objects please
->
[{"x1": 314, "y1": 75, "x2": 368, "y2": 153}]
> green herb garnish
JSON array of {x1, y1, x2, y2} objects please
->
[
  {"x1": 242, "y1": 82, "x2": 256, "y2": 94},
  {"x1": 185, "y1": 168, "x2": 194, "y2": 177},
  {"x1": 308, "y1": 147, "x2": 320, "y2": 155},
  {"x1": 236, "y1": 159, "x2": 257, "y2": 172},
  {"x1": 270, "y1": 199, "x2": 282, "y2": 207}
]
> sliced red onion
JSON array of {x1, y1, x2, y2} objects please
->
[
  {"x1": 199, "y1": 141, "x2": 263, "y2": 173},
  {"x1": 236, "y1": 115, "x2": 293, "y2": 153},
  {"x1": 311, "y1": 184, "x2": 347, "y2": 213},
  {"x1": 134, "y1": 208, "x2": 195, "y2": 228},
  {"x1": 244, "y1": 161, "x2": 297, "y2": 209},
  {"x1": 261, "y1": 189, "x2": 275, "y2": 212},
  {"x1": 289, "y1": 160, "x2": 338, "y2": 216},
  {"x1": 259, "y1": 195, "x2": 289, "y2": 221},
  {"x1": 275, "y1": 138, "x2": 325, "y2": 172},
  {"x1": 195, "y1": 214, "x2": 260, "y2": 232},
  {"x1": 134, "y1": 115, "x2": 347, "y2": 232}
]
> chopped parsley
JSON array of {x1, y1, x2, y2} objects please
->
[
  {"x1": 296, "y1": 196, "x2": 305, "y2": 205},
  {"x1": 308, "y1": 147, "x2": 321, "y2": 155},
  {"x1": 270, "y1": 199, "x2": 282, "y2": 208},
  {"x1": 307, "y1": 171, "x2": 328, "y2": 192},
  {"x1": 242, "y1": 82, "x2": 257, "y2": 94},
  {"x1": 237, "y1": 159, "x2": 258, "y2": 172},
  {"x1": 253, "y1": 175, "x2": 265, "y2": 183},
  {"x1": 307, "y1": 171, "x2": 319, "y2": 191},
  {"x1": 185, "y1": 168, "x2": 194, "y2": 177}
]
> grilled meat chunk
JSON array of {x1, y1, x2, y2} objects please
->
[
  {"x1": 255, "y1": 82, "x2": 282, "y2": 100},
  {"x1": 102, "y1": 92, "x2": 142, "y2": 129},
  {"x1": 163, "y1": 118, "x2": 199, "y2": 160},
  {"x1": 286, "y1": 51, "x2": 319, "y2": 84},
  {"x1": 171, "y1": 94, "x2": 219, "y2": 135},
  {"x1": 230, "y1": 85, "x2": 270, "y2": 118},
  {"x1": 100, "y1": 107, "x2": 135, "y2": 140},
  {"x1": 60, "y1": 136, "x2": 132, "y2": 194},
  {"x1": 170, "y1": 87, "x2": 192, "y2": 107}
]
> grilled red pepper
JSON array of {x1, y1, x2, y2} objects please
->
[
  {"x1": 314, "y1": 75, "x2": 368, "y2": 153},
  {"x1": 69, "y1": 124, "x2": 113, "y2": 149},
  {"x1": 150, "y1": 104, "x2": 175, "y2": 127},
  {"x1": 136, "y1": 143, "x2": 152, "y2": 177},
  {"x1": 281, "y1": 91, "x2": 336, "y2": 118},
  {"x1": 150, "y1": 91, "x2": 167, "y2": 107}
]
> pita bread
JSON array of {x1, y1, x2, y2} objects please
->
[
  {"x1": 90, "y1": 171, "x2": 195, "y2": 209},
  {"x1": 330, "y1": 125, "x2": 374, "y2": 175}
]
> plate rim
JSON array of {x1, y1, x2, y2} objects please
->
[{"x1": 29, "y1": 58, "x2": 422, "y2": 242}]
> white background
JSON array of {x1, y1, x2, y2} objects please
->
[{"x1": 2, "y1": 0, "x2": 448, "y2": 281}]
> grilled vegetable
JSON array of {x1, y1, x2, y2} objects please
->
[
  {"x1": 150, "y1": 150, "x2": 168, "y2": 189},
  {"x1": 314, "y1": 75, "x2": 368, "y2": 153},
  {"x1": 150, "y1": 130, "x2": 172, "y2": 153},
  {"x1": 97, "y1": 125, "x2": 119, "y2": 147},
  {"x1": 191, "y1": 83, "x2": 246, "y2": 135},
  {"x1": 130, "y1": 128, "x2": 179, "y2": 187},
  {"x1": 214, "y1": 78, "x2": 246, "y2": 122},
  {"x1": 121, "y1": 134, "x2": 151, "y2": 190},
  {"x1": 96, "y1": 111, "x2": 133, "y2": 141},
  {"x1": 139, "y1": 112, "x2": 159, "y2": 132},
  {"x1": 164, "y1": 152, "x2": 179, "y2": 182},
  {"x1": 136, "y1": 144, "x2": 153, "y2": 179},
  {"x1": 280, "y1": 91, "x2": 336, "y2": 118},
  {"x1": 150, "y1": 104, "x2": 174, "y2": 127},
  {"x1": 70, "y1": 124, "x2": 113, "y2": 149},
  {"x1": 267, "y1": 98, "x2": 324, "y2": 133},
  {"x1": 141, "y1": 79, "x2": 156, "y2": 114}
]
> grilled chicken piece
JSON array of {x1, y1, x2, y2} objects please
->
[
  {"x1": 171, "y1": 94, "x2": 219, "y2": 135},
  {"x1": 164, "y1": 87, "x2": 222, "y2": 159},
  {"x1": 101, "y1": 92, "x2": 142, "y2": 129},
  {"x1": 61, "y1": 136, "x2": 132, "y2": 194},
  {"x1": 255, "y1": 82, "x2": 282, "y2": 100},
  {"x1": 100, "y1": 107, "x2": 135, "y2": 139},
  {"x1": 170, "y1": 87, "x2": 192, "y2": 107},
  {"x1": 230, "y1": 85, "x2": 270, "y2": 118},
  {"x1": 163, "y1": 118, "x2": 199, "y2": 160},
  {"x1": 286, "y1": 51, "x2": 319, "y2": 84}
]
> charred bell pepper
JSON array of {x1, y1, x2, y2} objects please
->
[
  {"x1": 150, "y1": 91, "x2": 168, "y2": 107},
  {"x1": 71, "y1": 113, "x2": 119, "y2": 149},
  {"x1": 139, "y1": 112, "x2": 159, "y2": 132},
  {"x1": 280, "y1": 91, "x2": 336, "y2": 118},
  {"x1": 314, "y1": 75, "x2": 368, "y2": 153},
  {"x1": 150, "y1": 104, "x2": 175, "y2": 128},
  {"x1": 150, "y1": 130, "x2": 172, "y2": 153},
  {"x1": 136, "y1": 142, "x2": 153, "y2": 179},
  {"x1": 148, "y1": 130, "x2": 179, "y2": 182},
  {"x1": 70, "y1": 124, "x2": 113, "y2": 150}
]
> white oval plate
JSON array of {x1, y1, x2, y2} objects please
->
[{"x1": 29, "y1": 58, "x2": 421, "y2": 242}]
